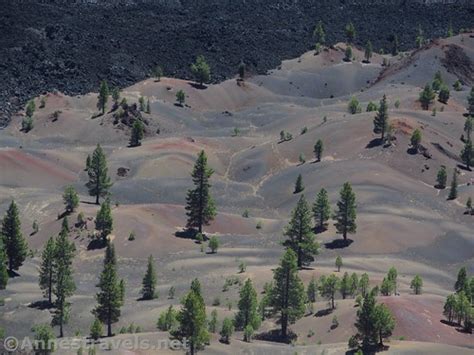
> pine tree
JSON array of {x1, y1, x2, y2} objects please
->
[
  {"x1": 208, "y1": 309, "x2": 218, "y2": 333},
  {"x1": 359, "y1": 273, "x2": 370, "y2": 296},
  {"x1": 176, "y1": 90, "x2": 185, "y2": 106},
  {"x1": 146, "y1": 99, "x2": 151, "y2": 114},
  {"x1": 307, "y1": 276, "x2": 317, "y2": 303},
  {"x1": 436, "y1": 166, "x2": 447, "y2": 189},
  {"x1": 141, "y1": 255, "x2": 157, "y2": 300},
  {"x1": 97, "y1": 80, "x2": 109, "y2": 115},
  {"x1": 208, "y1": 236, "x2": 220, "y2": 253},
  {"x1": 52, "y1": 227, "x2": 76, "y2": 337},
  {"x1": 391, "y1": 35, "x2": 399, "y2": 56},
  {"x1": 283, "y1": 195, "x2": 319, "y2": 268},
  {"x1": 269, "y1": 249, "x2": 305, "y2": 339},
  {"x1": 344, "y1": 45, "x2": 353, "y2": 62},
  {"x1": 448, "y1": 169, "x2": 458, "y2": 200},
  {"x1": 86, "y1": 144, "x2": 113, "y2": 205},
  {"x1": 235, "y1": 279, "x2": 260, "y2": 331},
  {"x1": 90, "y1": 318, "x2": 103, "y2": 341},
  {"x1": 340, "y1": 272, "x2": 351, "y2": 299},
  {"x1": 93, "y1": 243, "x2": 123, "y2": 337},
  {"x1": 313, "y1": 188, "x2": 330, "y2": 231},
  {"x1": 313, "y1": 139, "x2": 323, "y2": 162},
  {"x1": 468, "y1": 87, "x2": 474, "y2": 116},
  {"x1": 319, "y1": 274, "x2": 340, "y2": 310},
  {"x1": 313, "y1": 21, "x2": 325, "y2": 45},
  {"x1": 373, "y1": 95, "x2": 389, "y2": 141},
  {"x1": 438, "y1": 85, "x2": 450, "y2": 104},
  {"x1": 455, "y1": 267, "x2": 468, "y2": 294},
  {"x1": 335, "y1": 255, "x2": 343, "y2": 272},
  {"x1": 350, "y1": 273, "x2": 359, "y2": 297},
  {"x1": 387, "y1": 267, "x2": 398, "y2": 295},
  {"x1": 419, "y1": 84, "x2": 435, "y2": 110},
  {"x1": 95, "y1": 198, "x2": 113, "y2": 243},
  {"x1": 443, "y1": 294, "x2": 457, "y2": 323},
  {"x1": 176, "y1": 285, "x2": 208, "y2": 354},
  {"x1": 294, "y1": 174, "x2": 304, "y2": 193},
  {"x1": 185, "y1": 150, "x2": 216, "y2": 234},
  {"x1": 238, "y1": 61, "x2": 246, "y2": 80},
  {"x1": 364, "y1": 41, "x2": 373, "y2": 62},
  {"x1": 334, "y1": 182, "x2": 357, "y2": 241},
  {"x1": 39, "y1": 236, "x2": 57, "y2": 304},
  {"x1": 1, "y1": 201, "x2": 28, "y2": 273},
  {"x1": 410, "y1": 275, "x2": 423, "y2": 295},
  {"x1": 345, "y1": 22, "x2": 356, "y2": 43},
  {"x1": 416, "y1": 25, "x2": 424, "y2": 48},
  {"x1": 63, "y1": 186, "x2": 79, "y2": 213},
  {"x1": 0, "y1": 240, "x2": 8, "y2": 289},
  {"x1": 410, "y1": 128, "x2": 422, "y2": 152},
  {"x1": 129, "y1": 120, "x2": 144, "y2": 147},
  {"x1": 461, "y1": 139, "x2": 473, "y2": 170},
  {"x1": 373, "y1": 303, "x2": 395, "y2": 346},
  {"x1": 354, "y1": 292, "x2": 376, "y2": 347},
  {"x1": 152, "y1": 65, "x2": 163, "y2": 81},
  {"x1": 219, "y1": 318, "x2": 234, "y2": 344},
  {"x1": 111, "y1": 87, "x2": 120, "y2": 105},
  {"x1": 464, "y1": 117, "x2": 473, "y2": 141},
  {"x1": 466, "y1": 197, "x2": 473, "y2": 215},
  {"x1": 157, "y1": 305, "x2": 178, "y2": 331},
  {"x1": 191, "y1": 55, "x2": 210, "y2": 88}
]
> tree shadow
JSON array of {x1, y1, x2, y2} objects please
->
[
  {"x1": 87, "y1": 238, "x2": 107, "y2": 250},
  {"x1": 406, "y1": 147, "x2": 418, "y2": 155},
  {"x1": 80, "y1": 200, "x2": 98, "y2": 206},
  {"x1": 28, "y1": 300, "x2": 54, "y2": 310},
  {"x1": 187, "y1": 82, "x2": 207, "y2": 90},
  {"x1": 324, "y1": 239, "x2": 353, "y2": 249},
  {"x1": 7, "y1": 270, "x2": 20, "y2": 278},
  {"x1": 366, "y1": 138, "x2": 383, "y2": 149},
  {"x1": 313, "y1": 225, "x2": 328, "y2": 234},
  {"x1": 315, "y1": 308, "x2": 333, "y2": 317},
  {"x1": 254, "y1": 329, "x2": 297, "y2": 344},
  {"x1": 434, "y1": 184, "x2": 446, "y2": 190},
  {"x1": 57, "y1": 210, "x2": 71, "y2": 220},
  {"x1": 175, "y1": 229, "x2": 198, "y2": 239},
  {"x1": 456, "y1": 164, "x2": 471, "y2": 172}
]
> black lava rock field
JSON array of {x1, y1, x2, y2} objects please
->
[{"x1": 0, "y1": 0, "x2": 472, "y2": 124}]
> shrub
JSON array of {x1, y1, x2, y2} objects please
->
[{"x1": 348, "y1": 97, "x2": 361, "y2": 114}]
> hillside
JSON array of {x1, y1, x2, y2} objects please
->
[{"x1": 0, "y1": 33, "x2": 473, "y2": 354}]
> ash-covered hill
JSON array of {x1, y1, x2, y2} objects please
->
[{"x1": 0, "y1": 0, "x2": 472, "y2": 123}]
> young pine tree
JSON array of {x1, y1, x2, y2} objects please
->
[
  {"x1": 419, "y1": 84, "x2": 435, "y2": 110},
  {"x1": 335, "y1": 255, "x2": 343, "y2": 272},
  {"x1": 334, "y1": 182, "x2": 357, "y2": 241},
  {"x1": 269, "y1": 249, "x2": 305, "y2": 339},
  {"x1": 191, "y1": 55, "x2": 211, "y2": 88},
  {"x1": 373, "y1": 95, "x2": 389, "y2": 141},
  {"x1": 410, "y1": 275, "x2": 423, "y2": 295},
  {"x1": 141, "y1": 255, "x2": 157, "y2": 300},
  {"x1": 176, "y1": 283, "x2": 209, "y2": 355},
  {"x1": 354, "y1": 292, "x2": 376, "y2": 347},
  {"x1": 39, "y1": 236, "x2": 57, "y2": 305},
  {"x1": 373, "y1": 303, "x2": 395, "y2": 346},
  {"x1": 448, "y1": 169, "x2": 458, "y2": 200},
  {"x1": 307, "y1": 276, "x2": 318, "y2": 303},
  {"x1": 129, "y1": 120, "x2": 144, "y2": 147},
  {"x1": 185, "y1": 150, "x2": 216, "y2": 235},
  {"x1": 436, "y1": 166, "x2": 447, "y2": 189},
  {"x1": 319, "y1": 274, "x2": 340, "y2": 310},
  {"x1": 97, "y1": 80, "x2": 109, "y2": 115},
  {"x1": 0, "y1": 240, "x2": 8, "y2": 289},
  {"x1": 364, "y1": 41, "x2": 373, "y2": 63},
  {"x1": 1, "y1": 200, "x2": 28, "y2": 273},
  {"x1": 345, "y1": 22, "x2": 356, "y2": 43},
  {"x1": 176, "y1": 90, "x2": 185, "y2": 106},
  {"x1": 95, "y1": 198, "x2": 113, "y2": 243},
  {"x1": 283, "y1": 195, "x2": 319, "y2": 268},
  {"x1": 410, "y1": 129, "x2": 422, "y2": 153},
  {"x1": 86, "y1": 144, "x2": 113, "y2": 205},
  {"x1": 63, "y1": 186, "x2": 79, "y2": 213},
  {"x1": 294, "y1": 174, "x2": 304, "y2": 194},
  {"x1": 52, "y1": 227, "x2": 76, "y2": 337},
  {"x1": 340, "y1": 272, "x2": 351, "y2": 299},
  {"x1": 464, "y1": 117, "x2": 473, "y2": 142},
  {"x1": 235, "y1": 279, "x2": 261, "y2": 332},
  {"x1": 460, "y1": 139, "x2": 473, "y2": 170},
  {"x1": 93, "y1": 243, "x2": 124, "y2": 337},
  {"x1": 313, "y1": 139, "x2": 323, "y2": 162},
  {"x1": 313, "y1": 188, "x2": 331, "y2": 231},
  {"x1": 313, "y1": 21, "x2": 325, "y2": 46}
]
